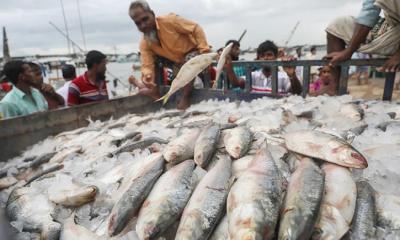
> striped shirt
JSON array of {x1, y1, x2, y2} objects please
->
[
  {"x1": 68, "y1": 72, "x2": 108, "y2": 106},
  {"x1": 251, "y1": 70, "x2": 291, "y2": 95}
]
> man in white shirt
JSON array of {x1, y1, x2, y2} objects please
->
[
  {"x1": 251, "y1": 40, "x2": 302, "y2": 95},
  {"x1": 57, "y1": 64, "x2": 76, "y2": 106}
]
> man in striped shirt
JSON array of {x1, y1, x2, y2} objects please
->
[
  {"x1": 68, "y1": 50, "x2": 109, "y2": 106},
  {"x1": 251, "y1": 40, "x2": 302, "y2": 95}
]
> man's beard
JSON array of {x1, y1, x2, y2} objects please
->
[
  {"x1": 95, "y1": 72, "x2": 106, "y2": 83},
  {"x1": 145, "y1": 30, "x2": 159, "y2": 44},
  {"x1": 231, "y1": 55, "x2": 239, "y2": 61}
]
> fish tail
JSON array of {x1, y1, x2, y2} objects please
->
[
  {"x1": 155, "y1": 94, "x2": 169, "y2": 105},
  {"x1": 162, "y1": 94, "x2": 170, "y2": 105},
  {"x1": 156, "y1": 94, "x2": 169, "y2": 105}
]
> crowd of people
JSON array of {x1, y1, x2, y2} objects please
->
[{"x1": 0, "y1": 0, "x2": 399, "y2": 120}]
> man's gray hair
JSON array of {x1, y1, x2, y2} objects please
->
[{"x1": 129, "y1": 0, "x2": 152, "y2": 13}]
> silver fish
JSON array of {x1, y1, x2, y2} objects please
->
[
  {"x1": 284, "y1": 130, "x2": 368, "y2": 169},
  {"x1": 61, "y1": 214, "x2": 106, "y2": 240},
  {"x1": 6, "y1": 187, "x2": 60, "y2": 240},
  {"x1": 0, "y1": 176, "x2": 18, "y2": 190},
  {"x1": 228, "y1": 146, "x2": 282, "y2": 240},
  {"x1": 340, "y1": 103, "x2": 364, "y2": 121},
  {"x1": 223, "y1": 127, "x2": 252, "y2": 159},
  {"x1": 278, "y1": 158, "x2": 325, "y2": 240},
  {"x1": 232, "y1": 155, "x2": 255, "y2": 178},
  {"x1": 136, "y1": 160, "x2": 196, "y2": 239},
  {"x1": 313, "y1": 163, "x2": 356, "y2": 240},
  {"x1": 163, "y1": 129, "x2": 200, "y2": 165},
  {"x1": 49, "y1": 185, "x2": 98, "y2": 207},
  {"x1": 176, "y1": 155, "x2": 231, "y2": 240},
  {"x1": 110, "y1": 131, "x2": 142, "y2": 147},
  {"x1": 158, "y1": 53, "x2": 218, "y2": 104},
  {"x1": 376, "y1": 193, "x2": 400, "y2": 230},
  {"x1": 213, "y1": 42, "x2": 234, "y2": 88},
  {"x1": 108, "y1": 153, "x2": 165, "y2": 237},
  {"x1": 109, "y1": 137, "x2": 168, "y2": 157},
  {"x1": 194, "y1": 124, "x2": 221, "y2": 168},
  {"x1": 349, "y1": 180, "x2": 377, "y2": 239},
  {"x1": 209, "y1": 214, "x2": 228, "y2": 240}
]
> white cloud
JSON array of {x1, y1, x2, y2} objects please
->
[{"x1": 0, "y1": 0, "x2": 363, "y2": 56}]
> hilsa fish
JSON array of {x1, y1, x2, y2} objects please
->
[{"x1": 157, "y1": 53, "x2": 218, "y2": 105}]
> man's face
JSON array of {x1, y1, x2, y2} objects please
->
[
  {"x1": 258, "y1": 51, "x2": 277, "y2": 61},
  {"x1": 230, "y1": 45, "x2": 240, "y2": 61},
  {"x1": 21, "y1": 64, "x2": 35, "y2": 86},
  {"x1": 94, "y1": 59, "x2": 107, "y2": 82},
  {"x1": 130, "y1": 7, "x2": 156, "y2": 34},
  {"x1": 31, "y1": 68, "x2": 43, "y2": 87}
]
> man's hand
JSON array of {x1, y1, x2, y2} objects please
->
[
  {"x1": 41, "y1": 83, "x2": 56, "y2": 95},
  {"x1": 379, "y1": 54, "x2": 400, "y2": 72},
  {"x1": 282, "y1": 56, "x2": 296, "y2": 77},
  {"x1": 142, "y1": 74, "x2": 157, "y2": 89},
  {"x1": 325, "y1": 49, "x2": 353, "y2": 66}
]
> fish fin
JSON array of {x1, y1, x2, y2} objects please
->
[{"x1": 155, "y1": 94, "x2": 170, "y2": 105}]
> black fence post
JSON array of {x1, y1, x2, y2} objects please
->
[
  {"x1": 245, "y1": 64, "x2": 252, "y2": 93},
  {"x1": 271, "y1": 66, "x2": 278, "y2": 96},
  {"x1": 383, "y1": 72, "x2": 395, "y2": 101},
  {"x1": 302, "y1": 66, "x2": 311, "y2": 97},
  {"x1": 338, "y1": 65, "x2": 350, "y2": 95}
]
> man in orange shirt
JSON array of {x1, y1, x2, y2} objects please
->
[{"x1": 129, "y1": 0, "x2": 211, "y2": 109}]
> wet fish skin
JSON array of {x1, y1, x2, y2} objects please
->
[
  {"x1": 109, "y1": 137, "x2": 168, "y2": 157},
  {"x1": 156, "y1": 110, "x2": 184, "y2": 119},
  {"x1": 182, "y1": 110, "x2": 211, "y2": 119},
  {"x1": 350, "y1": 180, "x2": 377, "y2": 240},
  {"x1": 194, "y1": 124, "x2": 221, "y2": 168},
  {"x1": 18, "y1": 152, "x2": 58, "y2": 171},
  {"x1": 163, "y1": 129, "x2": 200, "y2": 165},
  {"x1": 61, "y1": 214, "x2": 106, "y2": 240},
  {"x1": 0, "y1": 176, "x2": 18, "y2": 190},
  {"x1": 278, "y1": 158, "x2": 325, "y2": 240},
  {"x1": 313, "y1": 163, "x2": 356, "y2": 240},
  {"x1": 218, "y1": 123, "x2": 238, "y2": 130},
  {"x1": 6, "y1": 187, "x2": 61, "y2": 240},
  {"x1": 108, "y1": 154, "x2": 165, "y2": 237},
  {"x1": 214, "y1": 43, "x2": 234, "y2": 88},
  {"x1": 375, "y1": 193, "x2": 400, "y2": 230},
  {"x1": 110, "y1": 131, "x2": 142, "y2": 147},
  {"x1": 176, "y1": 155, "x2": 231, "y2": 240},
  {"x1": 340, "y1": 103, "x2": 364, "y2": 121},
  {"x1": 223, "y1": 127, "x2": 252, "y2": 159},
  {"x1": 376, "y1": 120, "x2": 400, "y2": 132},
  {"x1": 136, "y1": 160, "x2": 196, "y2": 239},
  {"x1": 209, "y1": 214, "x2": 228, "y2": 240},
  {"x1": 228, "y1": 146, "x2": 282, "y2": 240},
  {"x1": 232, "y1": 155, "x2": 255, "y2": 178},
  {"x1": 24, "y1": 164, "x2": 64, "y2": 186},
  {"x1": 284, "y1": 130, "x2": 368, "y2": 169},
  {"x1": 49, "y1": 185, "x2": 98, "y2": 207},
  {"x1": 157, "y1": 53, "x2": 218, "y2": 104},
  {"x1": 106, "y1": 122, "x2": 126, "y2": 130}
]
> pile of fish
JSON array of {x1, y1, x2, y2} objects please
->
[{"x1": 0, "y1": 95, "x2": 400, "y2": 240}]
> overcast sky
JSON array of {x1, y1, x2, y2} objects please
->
[{"x1": 0, "y1": 0, "x2": 363, "y2": 56}]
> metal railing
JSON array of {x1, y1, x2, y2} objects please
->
[{"x1": 158, "y1": 58, "x2": 397, "y2": 101}]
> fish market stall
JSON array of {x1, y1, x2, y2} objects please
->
[
  {"x1": 0, "y1": 55, "x2": 399, "y2": 239},
  {"x1": 0, "y1": 89, "x2": 400, "y2": 239}
]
